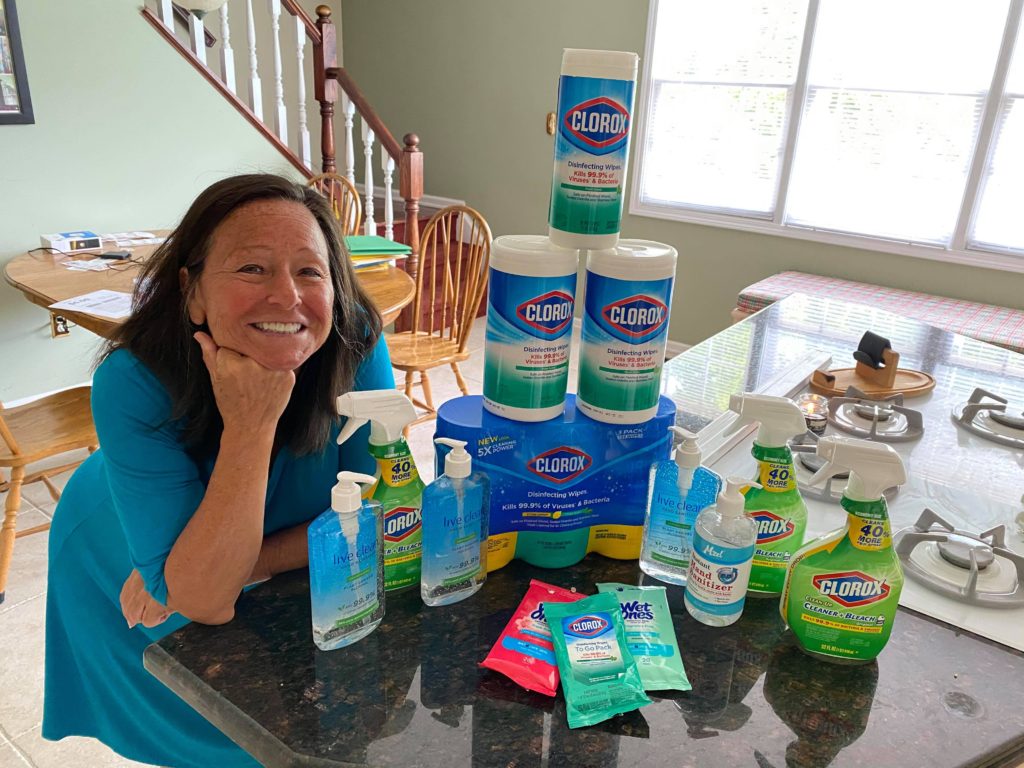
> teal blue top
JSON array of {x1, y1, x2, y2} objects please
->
[{"x1": 43, "y1": 337, "x2": 394, "y2": 768}]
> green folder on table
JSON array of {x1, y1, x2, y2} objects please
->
[{"x1": 344, "y1": 235, "x2": 412, "y2": 257}]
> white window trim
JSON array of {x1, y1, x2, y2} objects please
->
[{"x1": 629, "y1": 0, "x2": 1024, "y2": 275}]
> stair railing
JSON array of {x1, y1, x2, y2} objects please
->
[{"x1": 141, "y1": 1, "x2": 422, "y2": 279}]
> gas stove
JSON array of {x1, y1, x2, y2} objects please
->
[{"x1": 698, "y1": 348, "x2": 1024, "y2": 652}]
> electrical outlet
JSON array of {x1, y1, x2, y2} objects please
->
[{"x1": 50, "y1": 313, "x2": 70, "y2": 338}]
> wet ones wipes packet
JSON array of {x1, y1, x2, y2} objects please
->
[
  {"x1": 546, "y1": 592, "x2": 651, "y2": 728},
  {"x1": 480, "y1": 579, "x2": 584, "y2": 696},
  {"x1": 597, "y1": 583, "x2": 691, "y2": 692}
]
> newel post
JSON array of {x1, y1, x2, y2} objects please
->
[
  {"x1": 401, "y1": 133, "x2": 423, "y2": 281},
  {"x1": 313, "y1": 5, "x2": 337, "y2": 173}
]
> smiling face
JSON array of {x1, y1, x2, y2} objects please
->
[{"x1": 184, "y1": 199, "x2": 335, "y2": 371}]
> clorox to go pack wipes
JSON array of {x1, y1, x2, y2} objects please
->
[
  {"x1": 548, "y1": 49, "x2": 639, "y2": 250},
  {"x1": 546, "y1": 592, "x2": 651, "y2": 729},
  {"x1": 434, "y1": 394, "x2": 675, "y2": 570},
  {"x1": 577, "y1": 241, "x2": 677, "y2": 425},
  {"x1": 781, "y1": 437, "x2": 907, "y2": 664},
  {"x1": 336, "y1": 390, "x2": 424, "y2": 592},
  {"x1": 483, "y1": 235, "x2": 580, "y2": 422}
]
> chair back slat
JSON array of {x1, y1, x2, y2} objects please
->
[
  {"x1": 307, "y1": 172, "x2": 364, "y2": 236},
  {"x1": 0, "y1": 404, "x2": 22, "y2": 456},
  {"x1": 412, "y1": 205, "x2": 492, "y2": 346}
]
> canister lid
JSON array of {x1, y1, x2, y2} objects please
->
[
  {"x1": 586, "y1": 239, "x2": 677, "y2": 280},
  {"x1": 491, "y1": 235, "x2": 580, "y2": 277},
  {"x1": 561, "y1": 49, "x2": 639, "y2": 80}
]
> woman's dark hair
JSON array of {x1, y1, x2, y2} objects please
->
[{"x1": 106, "y1": 173, "x2": 383, "y2": 457}]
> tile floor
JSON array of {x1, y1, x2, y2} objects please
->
[{"x1": 0, "y1": 318, "x2": 580, "y2": 767}]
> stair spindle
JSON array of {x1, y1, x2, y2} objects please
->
[
  {"x1": 268, "y1": 0, "x2": 288, "y2": 144},
  {"x1": 219, "y1": 4, "x2": 236, "y2": 94},
  {"x1": 361, "y1": 118, "x2": 376, "y2": 236},
  {"x1": 294, "y1": 14, "x2": 311, "y2": 169},
  {"x1": 188, "y1": 14, "x2": 207, "y2": 65},
  {"x1": 382, "y1": 154, "x2": 395, "y2": 241},
  {"x1": 244, "y1": 0, "x2": 263, "y2": 120},
  {"x1": 158, "y1": 0, "x2": 174, "y2": 29},
  {"x1": 343, "y1": 95, "x2": 356, "y2": 185}
]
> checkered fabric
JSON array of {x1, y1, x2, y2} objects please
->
[{"x1": 737, "y1": 271, "x2": 1024, "y2": 354}]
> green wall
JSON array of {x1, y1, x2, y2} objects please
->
[
  {"x1": 341, "y1": 0, "x2": 1024, "y2": 346},
  {"x1": 0, "y1": 0, "x2": 299, "y2": 402}
]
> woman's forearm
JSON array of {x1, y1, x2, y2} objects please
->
[
  {"x1": 254, "y1": 521, "x2": 312, "y2": 581},
  {"x1": 163, "y1": 426, "x2": 275, "y2": 623}
]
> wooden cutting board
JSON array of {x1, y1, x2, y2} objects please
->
[{"x1": 809, "y1": 367, "x2": 936, "y2": 398}]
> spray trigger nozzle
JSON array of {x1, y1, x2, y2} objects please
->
[
  {"x1": 435, "y1": 438, "x2": 472, "y2": 479},
  {"x1": 809, "y1": 436, "x2": 906, "y2": 501},
  {"x1": 336, "y1": 390, "x2": 417, "y2": 445}
]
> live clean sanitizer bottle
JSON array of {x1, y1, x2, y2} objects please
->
[
  {"x1": 727, "y1": 394, "x2": 809, "y2": 596},
  {"x1": 421, "y1": 438, "x2": 490, "y2": 606},
  {"x1": 336, "y1": 390, "x2": 425, "y2": 593},
  {"x1": 781, "y1": 436, "x2": 907, "y2": 664},
  {"x1": 640, "y1": 427, "x2": 722, "y2": 585},
  {"x1": 308, "y1": 472, "x2": 385, "y2": 651},
  {"x1": 684, "y1": 477, "x2": 760, "y2": 627}
]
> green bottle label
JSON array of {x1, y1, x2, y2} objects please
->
[
  {"x1": 781, "y1": 498, "x2": 903, "y2": 662},
  {"x1": 745, "y1": 444, "x2": 807, "y2": 595},
  {"x1": 369, "y1": 440, "x2": 424, "y2": 592}
]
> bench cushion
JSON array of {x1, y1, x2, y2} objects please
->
[{"x1": 737, "y1": 271, "x2": 1024, "y2": 354}]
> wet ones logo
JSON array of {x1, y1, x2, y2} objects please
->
[
  {"x1": 602, "y1": 295, "x2": 668, "y2": 339},
  {"x1": 563, "y1": 97, "x2": 630, "y2": 155},
  {"x1": 516, "y1": 291, "x2": 574, "y2": 335},
  {"x1": 813, "y1": 571, "x2": 891, "y2": 608},
  {"x1": 565, "y1": 614, "x2": 610, "y2": 638},
  {"x1": 384, "y1": 506, "x2": 421, "y2": 543},
  {"x1": 527, "y1": 446, "x2": 592, "y2": 484},
  {"x1": 751, "y1": 511, "x2": 795, "y2": 543}
]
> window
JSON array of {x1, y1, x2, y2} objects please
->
[{"x1": 631, "y1": 0, "x2": 1024, "y2": 270}]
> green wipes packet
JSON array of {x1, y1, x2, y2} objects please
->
[
  {"x1": 597, "y1": 583, "x2": 691, "y2": 692},
  {"x1": 545, "y1": 592, "x2": 651, "y2": 729}
]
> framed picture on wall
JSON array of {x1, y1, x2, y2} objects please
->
[{"x1": 0, "y1": 0, "x2": 33, "y2": 125}]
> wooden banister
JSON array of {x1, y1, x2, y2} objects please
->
[
  {"x1": 332, "y1": 68, "x2": 402, "y2": 160},
  {"x1": 280, "y1": 0, "x2": 320, "y2": 45}
]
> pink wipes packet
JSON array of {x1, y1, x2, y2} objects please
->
[{"x1": 480, "y1": 579, "x2": 584, "y2": 696}]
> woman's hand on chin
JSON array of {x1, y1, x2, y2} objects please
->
[{"x1": 193, "y1": 331, "x2": 296, "y2": 433}]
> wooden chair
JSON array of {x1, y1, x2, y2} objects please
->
[
  {"x1": 0, "y1": 387, "x2": 98, "y2": 604},
  {"x1": 386, "y1": 205, "x2": 492, "y2": 428},
  {"x1": 307, "y1": 172, "x2": 364, "y2": 236}
]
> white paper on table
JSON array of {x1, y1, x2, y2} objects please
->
[
  {"x1": 63, "y1": 260, "x2": 111, "y2": 272},
  {"x1": 49, "y1": 290, "x2": 133, "y2": 319}
]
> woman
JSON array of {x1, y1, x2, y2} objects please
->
[{"x1": 43, "y1": 174, "x2": 395, "y2": 767}]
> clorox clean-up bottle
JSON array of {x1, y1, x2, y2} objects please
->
[
  {"x1": 336, "y1": 390, "x2": 424, "y2": 592},
  {"x1": 727, "y1": 394, "x2": 809, "y2": 596},
  {"x1": 780, "y1": 436, "x2": 907, "y2": 664}
]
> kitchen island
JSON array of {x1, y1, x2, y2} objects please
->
[{"x1": 145, "y1": 294, "x2": 1024, "y2": 767}]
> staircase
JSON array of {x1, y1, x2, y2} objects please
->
[{"x1": 140, "y1": 0, "x2": 426, "y2": 279}]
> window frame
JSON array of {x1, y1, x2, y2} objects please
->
[{"x1": 628, "y1": 0, "x2": 1024, "y2": 274}]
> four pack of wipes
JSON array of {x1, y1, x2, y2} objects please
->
[{"x1": 434, "y1": 394, "x2": 675, "y2": 571}]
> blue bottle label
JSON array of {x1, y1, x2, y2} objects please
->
[{"x1": 685, "y1": 532, "x2": 754, "y2": 617}]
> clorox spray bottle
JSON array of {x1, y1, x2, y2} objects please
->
[
  {"x1": 727, "y1": 394, "x2": 809, "y2": 596},
  {"x1": 337, "y1": 390, "x2": 424, "y2": 592},
  {"x1": 780, "y1": 436, "x2": 907, "y2": 664}
]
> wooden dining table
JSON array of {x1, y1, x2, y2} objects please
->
[{"x1": 3, "y1": 234, "x2": 417, "y2": 339}]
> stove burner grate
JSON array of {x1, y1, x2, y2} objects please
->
[
  {"x1": 893, "y1": 508, "x2": 1024, "y2": 608},
  {"x1": 952, "y1": 388, "x2": 1024, "y2": 449},
  {"x1": 828, "y1": 387, "x2": 924, "y2": 443}
]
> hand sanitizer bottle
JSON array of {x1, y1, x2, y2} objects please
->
[
  {"x1": 684, "y1": 477, "x2": 760, "y2": 627},
  {"x1": 422, "y1": 438, "x2": 490, "y2": 607},
  {"x1": 640, "y1": 426, "x2": 722, "y2": 585},
  {"x1": 308, "y1": 472, "x2": 385, "y2": 650}
]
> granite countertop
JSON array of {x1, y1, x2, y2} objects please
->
[
  {"x1": 146, "y1": 295, "x2": 1024, "y2": 767},
  {"x1": 146, "y1": 556, "x2": 1024, "y2": 768}
]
